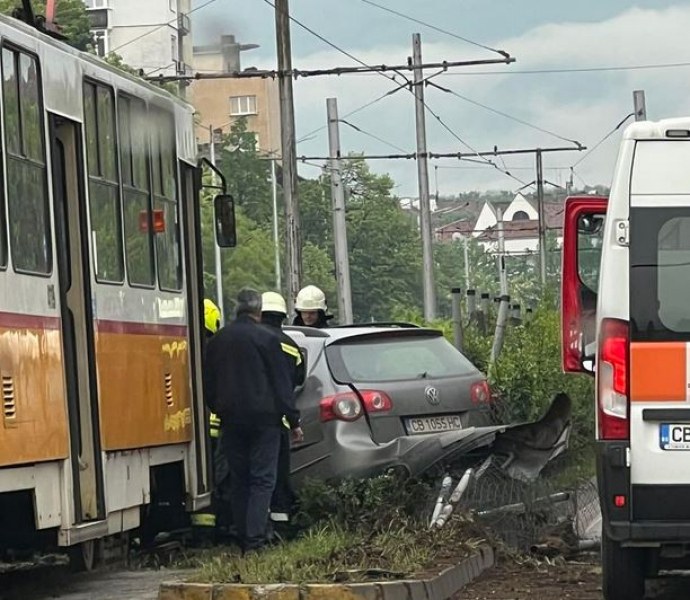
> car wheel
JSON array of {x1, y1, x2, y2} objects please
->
[{"x1": 601, "y1": 532, "x2": 645, "y2": 600}]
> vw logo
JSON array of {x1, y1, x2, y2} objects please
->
[{"x1": 425, "y1": 386, "x2": 440, "y2": 406}]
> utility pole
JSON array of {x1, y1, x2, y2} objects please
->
[
  {"x1": 270, "y1": 158, "x2": 281, "y2": 291},
  {"x1": 633, "y1": 90, "x2": 647, "y2": 121},
  {"x1": 412, "y1": 33, "x2": 436, "y2": 321},
  {"x1": 463, "y1": 236, "x2": 470, "y2": 290},
  {"x1": 536, "y1": 149, "x2": 547, "y2": 287},
  {"x1": 209, "y1": 125, "x2": 224, "y2": 323},
  {"x1": 326, "y1": 98, "x2": 354, "y2": 324},
  {"x1": 275, "y1": 0, "x2": 302, "y2": 312}
]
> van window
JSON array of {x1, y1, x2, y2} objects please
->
[
  {"x1": 631, "y1": 141, "x2": 690, "y2": 195},
  {"x1": 577, "y1": 213, "x2": 605, "y2": 292},
  {"x1": 631, "y1": 207, "x2": 690, "y2": 340}
]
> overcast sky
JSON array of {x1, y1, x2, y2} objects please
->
[{"x1": 192, "y1": 0, "x2": 690, "y2": 197}]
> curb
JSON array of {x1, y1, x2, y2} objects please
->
[{"x1": 158, "y1": 544, "x2": 494, "y2": 600}]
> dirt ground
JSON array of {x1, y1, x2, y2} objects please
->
[{"x1": 460, "y1": 555, "x2": 690, "y2": 600}]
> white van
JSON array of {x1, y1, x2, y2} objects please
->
[{"x1": 561, "y1": 118, "x2": 690, "y2": 600}]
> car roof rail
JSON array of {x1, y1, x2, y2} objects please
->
[
  {"x1": 334, "y1": 321, "x2": 421, "y2": 329},
  {"x1": 283, "y1": 325, "x2": 330, "y2": 337}
]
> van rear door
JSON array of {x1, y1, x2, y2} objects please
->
[{"x1": 629, "y1": 140, "x2": 690, "y2": 522}]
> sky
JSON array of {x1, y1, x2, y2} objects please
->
[{"x1": 191, "y1": 0, "x2": 690, "y2": 197}]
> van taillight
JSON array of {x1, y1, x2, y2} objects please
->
[
  {"x1": 319, "y1": 390, "x2": 393, "y2": 423},
  {"x1": 598, "y1": 318, "x2": 629, "y2": 440}
]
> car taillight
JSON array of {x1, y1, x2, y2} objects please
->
[
  {"x1": 320, "y1": 393, "x2": 363, "y2": 422},
  {"x1": 319, "y1": 390, "x2": 392, "y2": 422},
  {"x1": 471, "y1": 380, "x2": 491, "y2": 404},
  {"x1": 360, "y1": 390, "x2": 393, "y2": 413},
  {"x1": 597, "y1": 318, "x2": 629, "y2": 440}
]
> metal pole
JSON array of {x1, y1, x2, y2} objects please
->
[
  {"x1": 496, "y1": 208, "x2": 508, "y2": 295},
  {"x1": 275, "y1": 0, "x2": 302, "y2": 313},
  {"x1": 326, "y1": 98, "x2": 354, "y2": 324},
  {"x1": 412, "y1": 33, "x2": 436, "y2": 321},
  {"x1": 536, "y1": 149, "x2": 546, "y2": 287},
  {"x1": 451, "y1": 287, "x2": 463, "y2": 351},
  {"x1": 633, "y1": 90, "x2": 647, "y2": 121},
  {"x1": 270, "y1": 158, "x2": 281, "y2": 291},
  {"x1": 209, "y1": 125, "x2": 224, "y2": 324}
]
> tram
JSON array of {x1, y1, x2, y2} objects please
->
[{"x1": 0, "y1": 10, "x2": 232, "y2": 568}]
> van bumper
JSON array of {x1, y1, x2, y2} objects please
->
[{"x1": 598, "y1": 441, "x2": 690, "y2": 544}]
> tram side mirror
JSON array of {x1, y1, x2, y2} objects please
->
[{"x1": 214, "y1": 194, "x2": 236, "y2": 248}]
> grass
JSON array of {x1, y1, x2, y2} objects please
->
[{"x1": 181, "y1": 516, "x2": 490, "y2": 584}]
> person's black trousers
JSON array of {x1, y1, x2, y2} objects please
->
[{"x1": 223, "y1": 423, "x2": 281, "y2": 551}]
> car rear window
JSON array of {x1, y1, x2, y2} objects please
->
[
  {"x1": 631, "y1": 207, "x2": 690, "y2": 340},
  {"x1": 326, "y1": 334, "x2": 479, "y2": 383}
]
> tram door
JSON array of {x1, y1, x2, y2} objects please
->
[{"x1": 49, "y1": 115, "x2": 105, "y2": 523}]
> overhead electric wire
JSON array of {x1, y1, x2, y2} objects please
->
[
  {"x1": 440, "y1": 60, "x2": 690, "y2": 76},
  {"x1": 264, "y1": 0, "x2": 554, "y2": 188},
  {"x1": 357, "y1": 0, "x2": 509, "y2": 58},
  {"x1": 571, "y1": 112, "x2": 634, "y2": 168},
  {"x1": 427, "y1": 81, "x2": 583, "y2": 147},
  {"x1": 340, "y1": 120, "x2": 410, "y2": 153},
  {"x1": 110, "y1": 0, "x2": 217, "y2": 55}
]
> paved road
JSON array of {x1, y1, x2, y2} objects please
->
[{"x1": 0, "y1": 566, "x2": 190, "y2": 600}]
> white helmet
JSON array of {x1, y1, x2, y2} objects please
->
[
  {"x1": 261, "y1": 291, "x2": 287, "y2": 315},
  {"x1": 295, "y1": 285, "x2": 327, "y2": 312}
]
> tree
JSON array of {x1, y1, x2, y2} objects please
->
[
  {"x1": 0, "y1": 0, "x2": 92, "y2": 50},
  {"x1": 342, "y1": 159, "x2": 423, "y2": 322},
  {"x1": 217, "y1": 118, "x2": 273, "y2": 225}
]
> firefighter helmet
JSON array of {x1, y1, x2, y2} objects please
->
[
  {"x1": 204, "y1": 299, "x2": 221, "y2": 334},
  {"x1": 262, "y1": 291, "x2": 288, "y2": 315},
  {"x1": 295, "y1": 285, "x2": 327, "y2": 312}
]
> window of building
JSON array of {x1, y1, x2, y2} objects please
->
[
  {"x1": 2, "y1": 47, "x2": 50, "y2": 274},
  {"x1": 150, "y1": 108, "x2": 182, "y2": 291},
  {"x1": 230, "y1": 95, "x2": 257, "y2": 116},
  {"x1": 512, "y1": 210, "x2": 529, "y2": 221},
  {"x1": 93, "y1": 30, "x2": 109, "y2": 57},
  {"x1": 171, "y1": 35, "x2": 178, "y2": 63},
  {"x1": 85, "y1": 0, "x2": 109, "y2": 8},
  {"x1": 84, "y1": 80, "x2": 123, "y2": 283},
  {"x1": 119, "y1": 95, "x2": 155, "y2": 287}
]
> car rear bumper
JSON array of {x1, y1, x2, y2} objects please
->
[{"x1": 292, "y1": 423, "x2": 507, "y2": 483}]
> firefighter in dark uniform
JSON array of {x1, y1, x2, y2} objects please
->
[
  {"x1": 204, "y1": 289, "x2": 303, "y2": 553},
  {"x1": 261, "y1": 292, "x2": 305, "y2": 534}
]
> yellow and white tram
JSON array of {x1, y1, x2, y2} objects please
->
[{"x1": 0, "y1": 12, "x2": 230, "y2": 567}]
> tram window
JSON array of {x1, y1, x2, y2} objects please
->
[
  {"x1": 2, "y1": 47, "x2": 51, "y2": 275},
  {"x1": 84, "y1": 81, "x2": 123, "y2": 283},
  {"x1": 119, "y1": 95, "x2": 154, "y2": 287},
  {"x1": 151, "y1": 108, "x2": 181, "y2": 291}
]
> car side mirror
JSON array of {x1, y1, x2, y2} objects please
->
[{"x1": 214, "y1": 194, "x2": 236, "y2": 248}]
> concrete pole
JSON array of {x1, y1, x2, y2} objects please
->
[
  {"x1": 536, "y1": 149, "x2": 546, "y2": 287},
  {"x1": 496, "y1": 208, "x2": 508, "y2": 295},
  {"x1": 412, "y1": 33, "x2": 436, "y2": 321},
  {"x1": 490, "y1": 294, "x2": 511, "y2": 368},
  {"x1": 275, "y1": 0, "x2": 302, "y2": 312},
  {"x1": 270, "y1": 158, "x2": 281, "y2": 292},
  {"x1": 451, "y1": 287, "x2": 463, "y2": 351},
  {"x1": 326, "y1": 98, "x2": 354, "y2": 324},
  {"x1": 209, "y1": 125, "x2": 224, "y2": 324},
  {"x1": 463, "y1": 235, "x2": 470, "y2": 291}
]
